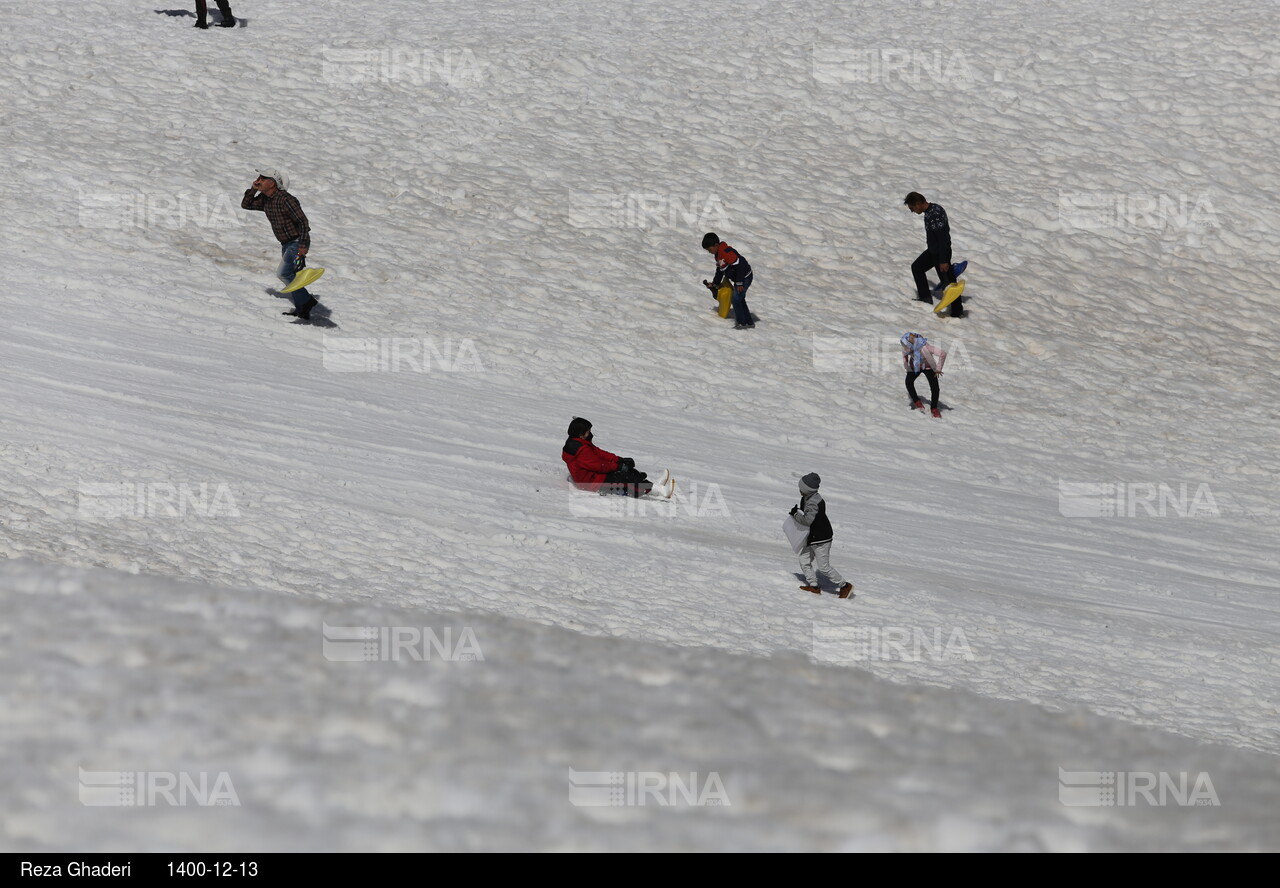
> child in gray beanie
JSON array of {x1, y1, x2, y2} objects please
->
[{"x1": 789, "y1": 473, "x2": 855, "y2": 598}]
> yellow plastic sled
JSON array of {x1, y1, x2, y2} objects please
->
[
  {"x1": 716, "y1": 282, "x2": 733, "y2": 318},
  {"x1": 281, "y1": 266, "x2": 325, "y2": 293},
  {"x1": 934, "y1": 279, "x2": 964, "y2": 314}
]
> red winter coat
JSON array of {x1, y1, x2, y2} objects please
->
[
  {"x1": 562, "y1": 436, "x2": 621, "y2": 489},
  {"x1": 710, "y1": 242, "x2": 752, "y2": 286}
]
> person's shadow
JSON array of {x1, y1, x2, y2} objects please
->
[
  {"x1": 293, "y1": 306, "x2": 338, "y2": 328},
  {"x1": 154, "y1": 9, "x2": 244, "y2": 27},
  {"x1": 266, "y1": 287, "x2": 337, "y2": 328}
]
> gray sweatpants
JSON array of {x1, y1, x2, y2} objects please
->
[{"x1": 800, "y1": 541, "x2": 845, "y2": 586}]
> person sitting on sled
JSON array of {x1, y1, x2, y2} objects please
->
[{"x1": 562, "y1": 417, "x2": 656, "y2": 497}]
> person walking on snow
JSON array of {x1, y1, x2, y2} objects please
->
[
  {"x1": 241, "y1": 168, "x2": 318, "y2": 321},
  {"x1": 562, "y1": 418, "x2": 672, "y2": 498},
  {"x1": 904, "y1": 191, "x2": 964, "y2": 318},
  {"x1": 701, "y1": 233, "x2": 755, "y2": 329},
  {"x1": 194, "y1": 0, "x2": 236, "y2": 28},
  {"x1": 789, "y1": 473, "x2": 854, "y2": 598},
  {"x1": 902, "y1": 332, "x2": 947, "y2": 418}
]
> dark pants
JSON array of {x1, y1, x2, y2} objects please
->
[
  {"x1": 730, "y1": 275, "x2": 754, "y2": 326},
  {"x1": 906, "y1": 368, "x2": 940, "y2": 410},
  {"x1": 196, "y1": 1, "x2": 234, "y2": 24},
  {"x1": 601, "y1": 467, "x2": 651, "y2": 497},
  {"x1": 912, "y1": 249, "x2": 961, "y2": 315}
]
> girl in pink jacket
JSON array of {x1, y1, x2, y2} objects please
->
[{"x1": 901, "y1": 332, "x2": 947, "y2": 418}]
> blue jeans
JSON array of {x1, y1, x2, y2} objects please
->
[
  {"x1": 276, "y1": 239, "x2": 311, "y2": 309},
  {"x1": 731, "y1": 276, "x2": 753, "y2": 326}
]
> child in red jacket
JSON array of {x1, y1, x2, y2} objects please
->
[{"x1": 701, "y1": 233, "x2": 755, "y2": 329}]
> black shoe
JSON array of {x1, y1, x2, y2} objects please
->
[
  {"x1": 218, "y1": 18, "x2": 236, "y2": 27},
  {"x1": 283, "y1": 297, "x2": 317, "y2": 320},
  {"x1": 916, "y1": 297, "x2": 933, "y2": 304},
  {"x1": 195, "y1": 20, "x2": 209, "y2": 28}
]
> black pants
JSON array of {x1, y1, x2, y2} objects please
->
[
  {"x1": 912, "y1": 249, "x2": 961, "y2": 315},
  {"x1": 196, "y1": 0, "x2": 234, "y2": 24},
  {"x1": 601, "y1": 467, "x2": 650, "y2": 497},
  {"x1": 906, "y1": 368, "x2": 940, "y2": 410}
]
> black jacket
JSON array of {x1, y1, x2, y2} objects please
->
[
  {"x1": 922, "y1": 203, "x2": 951, "y2": 256},
  {"x1": 795, "y1": 492, "x2": 833, "y2": 546}
]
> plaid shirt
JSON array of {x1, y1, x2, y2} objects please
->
[{"x1": 241, "y1": 188, "x2": 311, "y2": 249}]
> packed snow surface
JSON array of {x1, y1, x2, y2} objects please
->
[{"x1": 1, "y1": 0, "x2": 1277, "y2": 851}]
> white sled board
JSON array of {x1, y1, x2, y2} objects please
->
[{"x1": 783, "y1": 515, "x2": 808, "y2": 554}]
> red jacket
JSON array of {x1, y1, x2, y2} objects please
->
[
  {"x1": 711, "y1": 242, "x2": 752, "y2": 286},
  {"x1": 562, "y1": 436, "x2": 621, "y2": 488}
]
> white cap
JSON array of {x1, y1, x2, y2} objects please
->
[{"x1": 255, "y1": 167, "x2": 289, "y2": 191}]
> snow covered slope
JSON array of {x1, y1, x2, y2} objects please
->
[
  {"x1": 1, "y1": 0, "x2": 1277, "y2": 850},
  {"x1": 5, "y1": 559, "x2": 1277, "y2": 852}
]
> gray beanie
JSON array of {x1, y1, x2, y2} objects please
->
[{"x1": 799, "y1": 473, "x2": 820, "y2": 494}]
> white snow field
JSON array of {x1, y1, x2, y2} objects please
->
[{"x1": 1, "y1": 0, "x2": 1278, "y2": 852}]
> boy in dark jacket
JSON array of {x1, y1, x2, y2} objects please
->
[
  {"x1": 789, "y1": 473, "x2": 854, "y2": 597},
  {"x1": 562, "y1": 417, "x2": 657, "y2": 498},
  {"x1": 701, "y1": 232, "x2": 755, "y2": 329}
]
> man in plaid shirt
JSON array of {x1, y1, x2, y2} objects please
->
[{"x1": 241, "y1": 168, "x2": 317, "y2": 321}]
